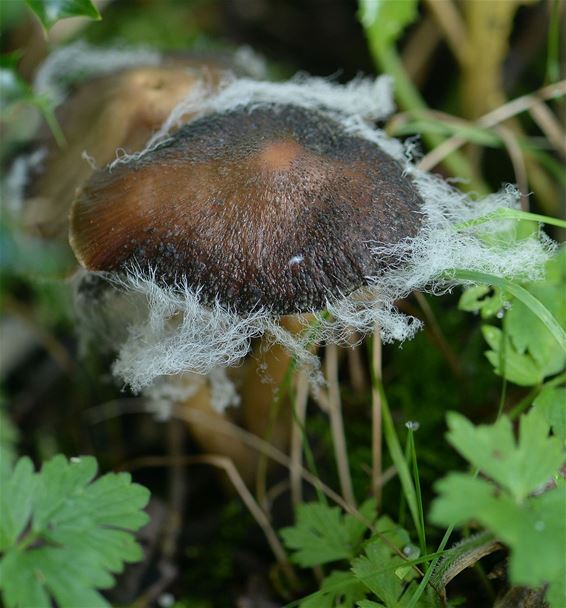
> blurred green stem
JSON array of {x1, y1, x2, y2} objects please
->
[{"x1": 364, "y1": 37, "x2": 487, "y2": 192}]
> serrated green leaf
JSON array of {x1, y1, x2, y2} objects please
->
[
  {"x1": 353, "y1": 541, "x2": 404, "y2": 606},
  {"x1": 505, "y1": 284, "x2": 566, "y2": 379},
  {"x1": 431, "y1": 411, "x2": 565, "y2": 607},
  {"x1": 450, "y1": 270, "x2": 566, "y2": 355},
  {"x1": 351, "y1": 517, "x2": 431, "y2": 608},
  {"x1": 458, "y1": 285, "x2": 505, "y2": 319},
  {"x1": 430, "y1": 477, "x2": 566, "y2": 602},
  {"x1": 445, "y1": 410, "x2": 562, "y2": 502},
  {"x1": 299, "y1": 570, "x2": 368, "y2": 608},
  {"x1": 0, "y1": 547, "x2": 111, "y2": 608},
  {"x1": 281, "y1": 500, "x2": 376, "y2": 567},
  {"x1": 482, "y1": 325, "x2": 544, "y2": 386},
  {"x1": 0, "y1": 455, "x2": 150, "y2": 608},
  {"x1": 25, "y1": 0, "x2": 101, "y2": 30},
  {"x1": 533, "y1": 386, "x2": 566, "y2": 443},
  {"x1": 470, "y1": 246, "x2": 566, "y2": 385},
  {"x1": 32, "y1": 455, "x2": 98, "y2": 531},
  {"x1": 0, "y1": 457, "x2": 36, "y2": 551}
]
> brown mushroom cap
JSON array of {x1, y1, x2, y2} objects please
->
[{"x1": 70, "y1": 104, "x2": 424, "y2": 314}]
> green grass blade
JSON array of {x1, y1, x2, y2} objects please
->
[
  {"x1": 369, "y1": 338, "x2": 421, "y2": 540},
  {"x1": 407, "y1": 428, "x2": 427, "y2": 560},
  {"x1": 407, "y1": 525, "x2": 455, "y2": 608},
  {"x1": 448, "y1": 270, "x2": 566, "y2": 353},
  {"x1": 455, "y1": 208, "x2": 566, "y2": 230}
]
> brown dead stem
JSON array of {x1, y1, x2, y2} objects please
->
[
  {"x1": 418, "y1": 80, "x2": 566, "y2": 172},
  {"x1": 290, "y1": 370, "x2": 309, "y2": 506},
  {"x1": 325, "y1": 343, "x2": 357, "y2": 509}
]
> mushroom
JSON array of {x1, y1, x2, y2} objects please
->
[
  {"x1": 63, "y1": 75, "x2": 420, "y2": 486},
  {"x1": 16, "y1": 48, "x2": 551, "y2": 489},
  {"x1": 69, "y1": 103, "x2": 424, "y2": 314}
]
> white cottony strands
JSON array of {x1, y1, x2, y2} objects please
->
[
  {"x1": 33, "y1": 41, "x2": 161, "y2": 105},
  {"x1": 67, "y1": 51, "x2": 555, "y2": 393}
]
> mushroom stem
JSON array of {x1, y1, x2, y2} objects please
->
[
  {"x1": 325, "y1": 343, "x2": 357, "y2": 509},
  {"x1": 371, "y1": 325, "x2": 383, "y2": 505},
  {"x1": 290, "y1": 370, "x2": 309, "y2": 506}
]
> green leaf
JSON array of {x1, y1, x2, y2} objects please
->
[
  {"x1": 351, "y1": 517, "x2": 431, "y2": 608},
  {"x1": 430, "y1": 477, "x2": 566, "y2": 604},
  {"x1": 431, "y1": 411, "x2": 566, "y2": 607},
  {"x1": 444, "y1": 410, "x2": 563, "y2": 502},
  {"x1": 505, "y1": 285, "x2": 566, "y2": 379},
  {"x1": 458, "y1": 285, "x2": 506, "y2": 319},
  {"x1": 470, "y1": 247, "x2": 566, "y2": 385},
  {"x1": 0, "y1": 407, "x2": 19, "y2": 472},
  {"x1": 25, "y1": 0, "x2": 101, "y2": 30},
  {"x1": 0, "y1": 457, "x2": 36, "y2": 551},
  {"x1": 0, "y1": 455, "x2": 150, "y2": 608},
  {"x1": 0, "y1": 59, "x2": 32, "y2": 110},
  {"x1": 281, "y1": 500, "x2": 376, "y2": 567},
  {"x1": 455, "y1": 208, "x2": 566, "y2": 231},
  {"x1": 358, "y1": 0, "x2": 419, "y2": 48},
  {"x1": 482, "y1": 325, "x2": 544, "y2": 386},
  {"x1": 533, "y1": 386, "x2": 566, "y2": 443},
  {"x1": 449, "y1": 270, "x2": 566, "y2": 355},
  {"x1": 353, "y1": 541, "x2": 405, "y2": 607},
  {"x1": 299, "y1": 571, "x2": 367, "y2": 608}
]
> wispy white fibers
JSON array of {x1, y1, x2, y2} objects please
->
[
  {"x1": 72, "y1": 74, "x2": 555, "y2": 393},
  {"x1": 34, "y1": 41, "x2": 161, "y2": 105},
  {"x1": 108, "y1": 271, "x2": 269, "y2": 392},
  {"x1": 108, "y1": 73, "x2": 396, "y2": 170},
  {"x1": 318, "y1": 177, "x2": 555, "y2": 346},
  {"x1": 143, "y1": 367, "x2": 240, "y2": 418}
]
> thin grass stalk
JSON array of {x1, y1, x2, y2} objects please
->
[
  {"x1": 371, "y1": 326, "x2": 383, "y2": 505},
  {"x1": 529, "y1": 101, "x2": 566, "y2": 157},
  {"x1": 325, "y1": 343, "x2": 356, "y2": 508},
  {"x1": 368, "y1": 337, "x2": 422, "y2": 539},
  {"x1": 170, "y1": 404, "x2": 346, "y2": 515},
  {"x1": 290, "y1": 370, "x2": 309, "y2": 506},
  {"x1": 407, "y1": 524, "x2": 455, "y2": 608},
  {"x1": 398, "y1": 428, "x2": 412, "y2": 529},
  {"x1": 418, "y1": 80, "x2": 566, "y2": 171},
  {"x1": 347, "y1": 334, "x2": 367, "y2": 393},
  {"x1": 494, "y1": 125, "x2": 529, "y2": 210},
  {"x1": 407, "y1": 425, "x2": 427, "y2": 560},
  {"x1": 124, "y1": 453, "x2": 299, "y2": 589}
]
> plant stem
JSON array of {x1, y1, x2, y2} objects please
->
[
  {"x1": 370, "y1": 325, "x2": 383, "y2": 505},
  {"x1": 325, "y1": 344, "x2": 357, "y2": 509},
  {"x1": 365, "y1": 38, "x2": 486, "y2": 191},
  {"x1": 290, "y1": 370, "x2": 309, "y2": 506}
]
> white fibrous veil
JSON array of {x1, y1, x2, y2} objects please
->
[{"x1": 66, "y1": 49, "x2": 555, "y2": 395}]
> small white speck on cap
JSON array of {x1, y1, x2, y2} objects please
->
[{"x1": 288, "y1": 255, "x2": 304, "y2": 266}]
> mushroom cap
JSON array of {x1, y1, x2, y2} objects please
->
[{"x1": 70, "y1": 103, "x2": 424, "y2": 314}]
